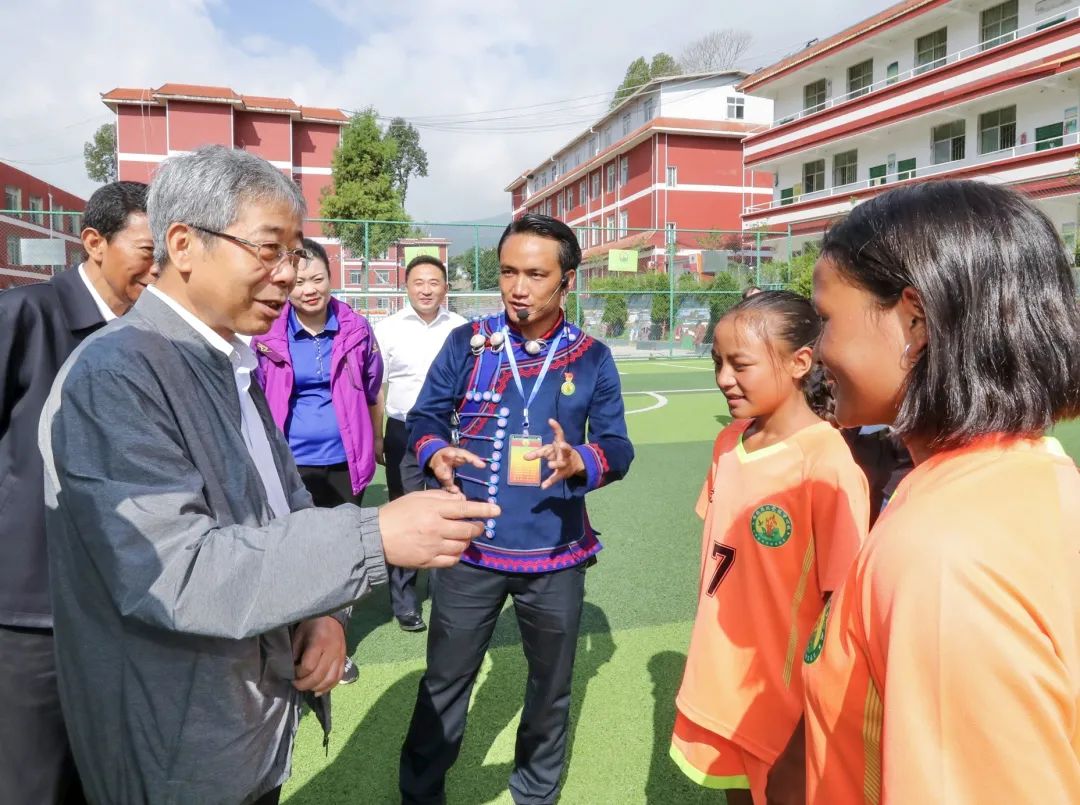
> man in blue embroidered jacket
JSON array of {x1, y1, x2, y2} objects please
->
[{"x1": 400, "y1": 214, "x2": 633, "y2": 804}]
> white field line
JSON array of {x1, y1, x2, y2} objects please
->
[
  {"x1": 626, "y1": 391, "x2": 668, "y2": 415},
  {"x1": 649, "y1": 361, "x2": 714, "y2": 371},
  {"x1": 623, "y1": 388, "x2": 717, "y2": 395}
]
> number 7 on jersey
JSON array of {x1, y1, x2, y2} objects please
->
[{"x1": 707, "y1": 541, "x2": 736, "y2": 596}]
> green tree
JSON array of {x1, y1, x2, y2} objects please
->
[
  {"x1": 782, "y1": 243, "x2": 821, "y2": 298},
  {"x1": 601, "y1": 292, "x2": 628, "y2": 337},
  {"x1": 384, "y1": 117, "x2": 428, "y2": 207},
  {"x1": 609, "y1": 52, "x2": 681, "y2": 109},
  {"x1": 83, "y1": 123, "x2": 117, "y2": 184},
  {"x1": 449, "y1": 245, "x2": 500, "y2": 291},
  {"x1": 650, "y1": 52, "x2": 680, "y2": 79},
  {"x1": 321, "y1": 109, "x2": 410, "y2": 259},
  {"x1": 705, "y1": 271, "x2": 741, "y2": 340}
]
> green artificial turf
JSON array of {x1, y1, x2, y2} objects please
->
[{"x1": 282, "y1": 358, "x2": 1080, "y2": 804}]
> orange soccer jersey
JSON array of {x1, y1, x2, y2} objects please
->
[
  {"x1": 804, "y1": 436, "x2": 1080, "y2": 804},
  {"x1": 676, "y1": 419, "x2": 869, "y2": 765}
]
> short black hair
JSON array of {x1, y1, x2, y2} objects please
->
[
  {"x1": 82, "y1": 181, "x2": 148, "y2": 242},
  {"x1": 821, "y1": 179, "x2": 1080, "y2": 449},
  {"x1": 406, "y1": 253, "x2": 447, "y2": 281},
  {"x1": 498, "y1": 213, "x2": 581, "y2": 274},
  {"x1": 301, "y1": 238, "x2": 330, "y2": 277},
  {"x1": 721, "y1": 289, "x2": 831, "y2": 417}
]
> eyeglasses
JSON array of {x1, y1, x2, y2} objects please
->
[{"x1": 191, "y1": 225, "x2": 314, "y2": 272}]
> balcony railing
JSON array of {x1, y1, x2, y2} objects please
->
[
  {"x1": 744, "y1": 131, "x2": 1080, "y2": 215},
  {"x1": 761, "y1": 6, "x2": 1080, "y2": 133}
]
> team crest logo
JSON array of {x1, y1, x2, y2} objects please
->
[
  {"x1": 804, "y1": 599, "x2": 832, "y2": 664},
  {"x1": 750, "y1": 504, "x2": 792, "y2": 547},
  {"x1": 561, "y1": 372, "x2": 576, "y2": 396}
]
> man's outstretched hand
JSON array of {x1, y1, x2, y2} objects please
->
[
  {"x1": 524, "y1": 419, "x2": 586, "y2": 490},
  {"x1": 378, "y1": 489, "x2": 499, "y2": 569},
  {"x1": 428, "y1": 447, "x2": 487, "y2": 493}
]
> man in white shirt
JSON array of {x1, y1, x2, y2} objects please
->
[
  {"x1": 37, "y1": 146, "x2": 498, "y2": 805},
  {"x1": 0, "y1": 181, "x2": 154, "y2": 805},
  {"x1": 374, "y1": 255, "x2": 466, "y2": 631}
]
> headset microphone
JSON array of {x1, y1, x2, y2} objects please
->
[{"x1": 516, "y1": 274, "x2": 569, "y2": 322}]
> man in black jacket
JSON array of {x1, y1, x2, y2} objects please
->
[{"x1": 0, "y1": 181, "x2": 154, "y2": 803}]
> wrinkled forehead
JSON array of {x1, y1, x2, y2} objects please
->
[{"x1": 233, "y1": 198, "x2": 304, "y2": 243}]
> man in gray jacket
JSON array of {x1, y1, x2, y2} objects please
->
[{"x1": 38, "y1": 145, "x2": 498, "y2": 805}]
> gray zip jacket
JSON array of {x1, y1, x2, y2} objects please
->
[{"x1": 38, "y1": 290, "x2": 387, "y2": 804}]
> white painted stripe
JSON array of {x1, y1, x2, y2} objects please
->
[
  {"x1": 118, "y1": 152, "x2": 167, "y2": 163},
  {"x1": 626, "y1": 391, "x2": 668, "y2": 414},
  {"x1": 744, "y1": 154, "x2": 1080, "y2": 227},
  {"x1": 624, "y1": 388, "x2": 718, "y2": 394},
  {"x1": 745, "y1": 33, "x2": 1080, "y2": 160},
  {"x1": 649, "y1": 361, "x2": 714, "y2": 371},
  {"x1": 0, "y1": 215, "x2": 81, "y2": 243},
  {"x1": 0, "y1": 266, "x2": 54, "y2": 279},
  {"x1": 294, "y1": 166, "x2": 332, "y2": 175},
  {"x1": 563, "y1": 183, "x2": 770, "y2": 225}
]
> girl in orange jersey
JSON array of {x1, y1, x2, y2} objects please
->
[
  {"x1": 805, "y1": 180, "x2": 1080, "y2": 804},
  {"x1": 671, "y1": 291, "x2": 870, "y2": 805}
]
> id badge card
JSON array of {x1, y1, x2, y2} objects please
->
[{"x1": 507, "y1": 434, "x2": 543, "y2": 486}]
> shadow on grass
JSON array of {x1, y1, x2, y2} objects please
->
[
  {"x1": 645, "y1": 651, "x2": 724, "y2": 805},
  {"x1": 287, "y1": 601, "x2": 614, "y2": 804}
]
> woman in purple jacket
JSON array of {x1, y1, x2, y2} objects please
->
[{"x1": 253, "y1": 239, "x2": 384, "y2": 683}]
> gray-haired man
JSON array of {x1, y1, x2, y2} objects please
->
[{"x1": 38, "y1": 145, "x2": 499, "y2": 805}]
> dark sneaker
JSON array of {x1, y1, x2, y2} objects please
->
[
  {"x1": 339, "y1": 656, "x2": 359, "y2": 685},
  {"x1": 397, "y1": 612, "x2": 427, "y2": 632}
]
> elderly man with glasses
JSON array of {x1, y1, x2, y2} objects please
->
[{"x1": 38, "y1": 145, "x2": 499, "y2": 805}]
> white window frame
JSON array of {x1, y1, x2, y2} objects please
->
[
  {"x1": 622, "y1": 113, "x2": 632, "y2": 137},
  {"x1": 579, "y1": 180, "x2": 588, "y2": 207},
  {"x1": 605, "y1": 215, "x2": 616, "y2": 242},
  {"x1": 618, "y1": 210, "x2": 629, "y2": 239},
  {"x1": 6, "y1": 234, "x2": 20, "y2": 265},
  {"x1": 349, "y1": 270, "x2": 363, "y2": 285},
  {"x1": 644, "y1": 98, "x2": 656, "y2": 120},
  {"x1": 606, "y1": 164, "x2": 616, "y2": 193},
  {"x1": 726, "y1": 97, "x2": 745, "y2": 120},
  {"x1": 619, "y1": 156, "x2": 629, "y2": 186},
  {"x1": 665, "y1": 222, "x2": 677, "y2": 245},
  {"x1": 832, "y1": 150, "x2": 858, "y2": 187},
  {"x1": 29, "y1": 195, "x2": 44, "y2": 225},
  {"x1": 591, "y1": 173, "x2": 601, "y2": 199},
  {"x1": 3, "y1": 185, "x2": 20, "y2": 210},
  {"x1": 666, "y1": 166, "x2": 678, "y2": 187}
]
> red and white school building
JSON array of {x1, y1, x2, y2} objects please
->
[
  {"x1": 102, "y1": 83, "x2": 444, "y2": 303},
  {"x1": 0, "y1": 162, "x2": 85, "y2": 289},
  {"x1": 739, "y1": 0, "x2": 1080, "y2": 253},
  {"x1": 505, "y1": 72, "x2": 775, "y2": 275}
]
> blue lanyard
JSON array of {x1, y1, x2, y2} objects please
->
[{"x1": 503, "y1": 327, "x2": 562, "y2": 435}]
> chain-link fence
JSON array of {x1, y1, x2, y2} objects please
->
[
  {"x1": 0, "y1": 210, "x2": 84, "y2": 290},
  {"x1": 320, "y1": 220, "x2": 798, "y2": 358}
]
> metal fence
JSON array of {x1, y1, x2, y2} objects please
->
[
  {"x1": 0, "y1": 210, "x2": 84, "y2": 289},
  {"x1": 322, "y1": 220, "x2": 799, "y2": 358},
  {"x1": 0, "y1": 211, "x2": 807, "y2": 358}
]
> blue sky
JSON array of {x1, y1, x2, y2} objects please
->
[{"x1": 1, "y1": 0, "x2": 891, "y2": 221}]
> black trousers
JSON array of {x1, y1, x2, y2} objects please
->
[
  {"x1": 296, "y1": 461, "x2": 365, "y2": 508},
  {"x1": 400, "y1": 561, "x2": 587, "y2": 805},
  {"x1": 383, "y1": 418, "x2": 425, "y2": 618},
  {"x1": 0, "y1": 625, "x2": 86, "y2": 804}
]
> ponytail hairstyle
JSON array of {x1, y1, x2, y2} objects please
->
[{"x1": 721, "y1": 290, "x2": 832, "y2": 419}]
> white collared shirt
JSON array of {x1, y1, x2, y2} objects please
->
[
  {"x1": 146, "y1": 286, "x2": 291, "y2": 520},
  {"x1": 374, "y1": 305, "x2": 467, "y2": 421},
  {"x1": 77, "y1": 264, "x2": 117, "y2": 322}
]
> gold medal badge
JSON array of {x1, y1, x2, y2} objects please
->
[{"x1": 560, "y1": 372, "x2": 576, "y2": 396}]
